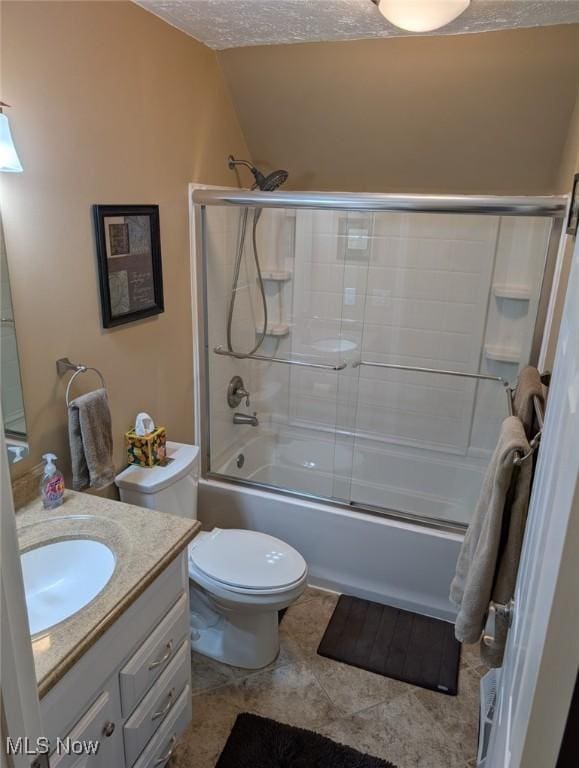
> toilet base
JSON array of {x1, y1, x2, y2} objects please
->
[{"x1": 190, "y1": 607, "x2": 279, "y2": 669}]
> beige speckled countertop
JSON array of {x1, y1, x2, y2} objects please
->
[{"x1": 17, "y1": 490, "x2": 200, "y2": 699}]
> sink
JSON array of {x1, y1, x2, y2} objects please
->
[{"x1": 21, "y1": 539, "x2": 116, "y2": 635}]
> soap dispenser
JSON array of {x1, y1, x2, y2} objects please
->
[{"x1": 40, "y1": 453, "x2": 65, "y2": 509}]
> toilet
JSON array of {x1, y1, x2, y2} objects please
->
[{"x1": 115, "y1": 441, "x2": 307, "y2": 669}]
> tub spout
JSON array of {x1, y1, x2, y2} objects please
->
[{"x1": 233, "y1": 412, "x2": 259, "y2": 427}]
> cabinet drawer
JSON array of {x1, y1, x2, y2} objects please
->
[
  {"x1": 132, "y1": 685, "x2": 191, "y2": 768},
  {"x1": 50, "y1": 689, "x2": 122, "y2": 768},
  {"x1": 124, "y1": 640, "x2": 190, "y2": 767},
  {"x1": 120, "y1": 592, "x2": 189, "y2": 716}
]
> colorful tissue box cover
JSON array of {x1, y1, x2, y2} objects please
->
[{"x1": 125, "y1": 426, "x2": 167, "y2": 467}]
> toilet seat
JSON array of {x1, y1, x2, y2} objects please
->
[{"x1": 189, "y1": 529, "x2": 307, "y2": 596}]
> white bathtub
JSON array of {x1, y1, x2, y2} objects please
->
[{"x1": 198, "y1": 429, "x2": 466, "y2": 621}]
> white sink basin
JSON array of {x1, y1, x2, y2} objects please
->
[{"x1": 21, "y1": 539, "x2": 116, "y2": 636}]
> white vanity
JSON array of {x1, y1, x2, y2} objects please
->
[{"x1": 17, "y1": 490, "x2": 199, "y2": 768}]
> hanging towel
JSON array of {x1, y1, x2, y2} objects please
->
[
  {"x1": 513, "y1": 366, "x2": 544, "y2": 438},
  {"x1": 68, "y1": 388, "x2": 114, "y2": 491},
  {"x1": 450, "y1": 416, "x2": 531, "y2": 666}
]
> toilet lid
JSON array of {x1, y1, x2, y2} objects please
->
[{"x1": 190, "y1": 529, "x2": 307, "y2": 591}]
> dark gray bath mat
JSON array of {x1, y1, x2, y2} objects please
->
[
  {"x1": 317, "y1": 594, "x2": 461, "y2": 695},
  {"x1": 215, "y1": 712, "x2": 397, "y2": 768}
]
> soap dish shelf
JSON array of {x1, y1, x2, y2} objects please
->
[
  {"x1": 484, "y1": 345, "x2": 521, "y2": 364},
  {"x1": 492, "y1": 284, "x2": 531, "y2": 301},
  {"x1": 262, "y1": 270, "x2": 291, "y2": 282},
  {"x1": 257, "y1": 323, "x2": 290, "y2": 337}
]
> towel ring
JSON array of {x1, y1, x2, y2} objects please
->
[{"x1": 64, "y1": 365, "x2": 106, "y2": 407}]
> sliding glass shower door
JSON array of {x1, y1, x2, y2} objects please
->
[{"x1": 197, "y1": 191, "x2": 560, "y2": 529}]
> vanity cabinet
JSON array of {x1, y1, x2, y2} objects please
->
[{"x1": 40, "y1": 553, "x2": 192, "y2": 768}]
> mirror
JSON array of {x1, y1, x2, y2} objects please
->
[{"x1": 0, "y1": 209, "x2": 28, "y2": 464}]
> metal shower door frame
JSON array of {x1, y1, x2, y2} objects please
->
[{"x1": 191, "y1": 188, "x2": 567, "y2": 533}]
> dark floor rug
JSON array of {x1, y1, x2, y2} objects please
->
[
  {"x1": 317, "y1": 595, "x2": 461, "y2": 696},
  {"x1": 215, "y1": 712, "x2": 397, "y2": 768}
]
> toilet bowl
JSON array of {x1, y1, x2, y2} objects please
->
[
  {"x1": 115, "y1": 442, "x2": 307, "y2": 668},
  {"x1": 187, "y1": 528, "x2": 307, "y2": 667}
]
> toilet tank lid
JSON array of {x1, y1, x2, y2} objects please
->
[{"x1": 115, "y1": 441, "x2": 200, "y2": 494}]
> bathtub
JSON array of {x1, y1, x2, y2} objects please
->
[{"x1": 198, "y1": 428, "x2": 466, "y2": 621}]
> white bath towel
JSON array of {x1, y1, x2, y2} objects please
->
[{"x1": 68, "y1": 388, "x2": 114, "y2": 490}]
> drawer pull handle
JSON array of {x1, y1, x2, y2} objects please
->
[
  {"x1": 152, "y1": 689, "x2": 175, "y2": 721},
  {"x1": 154, "y1": 735, "x2": 176, "y2": 766},
  {"x1": 149, "y1": 640, "x2": 174, "y2": 670}
]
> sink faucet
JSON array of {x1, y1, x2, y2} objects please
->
[{"x1": 233, "y1": 412, "x2": 259, "y2": 427}]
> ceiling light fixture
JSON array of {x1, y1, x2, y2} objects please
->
[
  {"x1": 373, "y1": 0, "x2": 471, "y2": 33},
  {"x1": 0, "y1": 102, "x2": 23, "y2": 173}
]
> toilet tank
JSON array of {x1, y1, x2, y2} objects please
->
[{"x1": 115, "y1": 442, "x2": 200, "y2": 520}]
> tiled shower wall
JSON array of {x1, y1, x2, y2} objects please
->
[{"x1": 257, "y1": 209, "x2": 550, "y2": 455}]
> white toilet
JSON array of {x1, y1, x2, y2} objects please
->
[{"x1": 115, "y1": 441, "x2": 307, "y2": 669}]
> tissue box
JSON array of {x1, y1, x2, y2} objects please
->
[{"x1": 125, "y1": 426, "x2": 167, "y2": 467}]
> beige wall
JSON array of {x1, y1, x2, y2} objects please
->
[
  {"x1": 542, "y1": 88, "x2": 579, "y2": 369},
  {"x1": 219, "y1": 25, "x2": 579, "y2": 193},
  {"x1": 0, "y1": 1, "x2": 249, "y2": 486},
  {"x1": 556, "y1": 88, "x2": 579, "y2": 192}
]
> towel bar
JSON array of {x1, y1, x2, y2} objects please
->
[{"x1": 213, "y1": 346, "x2": 348, "y2": 370}]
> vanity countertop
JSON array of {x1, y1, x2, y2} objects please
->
[{"x1": 17, "y1": 490, "x2": 200, "y2": 698}]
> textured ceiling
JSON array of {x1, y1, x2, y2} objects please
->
[{"x1": 136, "y1": 0, "x2": 579, "y2": 49}]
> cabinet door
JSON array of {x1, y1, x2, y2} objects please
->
[{"x1": 50, "y1": 690, "x2": 123, "y2": 768}]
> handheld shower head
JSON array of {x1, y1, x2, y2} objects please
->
[{"x1": 228, "y1": 155, "x2": 288, "y2": 191}]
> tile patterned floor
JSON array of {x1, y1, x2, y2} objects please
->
[{"x1": 171, "y1": 588, "x2": 485, "y2": 768}]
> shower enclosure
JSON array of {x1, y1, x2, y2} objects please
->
[{"x1": 192, "y1": 189, "x2": 565, "y2": 533}]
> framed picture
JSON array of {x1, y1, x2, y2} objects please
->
[{"x1": 93, "y1": 204, "x2": 164, "y2": 328}]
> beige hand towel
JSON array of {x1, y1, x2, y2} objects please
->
[
  {"x1": 68, "y1": 388, "x2": 114, "y2": 491},
  {"x1": 513, "y1": 366, "x2": 544, "y2": 438},
  {"x1": 450, "y1": 416, "x2": 531, "y2": 666}
]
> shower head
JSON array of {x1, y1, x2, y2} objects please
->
[
  {"x1": 258, "y1": 168, "x2": 289, "y2": 191},
  {"x1": 228, "y1": 155, "x2": 288, "y2": 191}
]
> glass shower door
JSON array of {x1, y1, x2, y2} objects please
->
[
  {"x1": 200, "y1": 197, "x2": 554, "y2": 529},
  {"x1": 203, "y1": 204, "x2": 357, "y2": 500},
  {"x1": 344, "y1": 211, "x2": 552, "y2": 525}
]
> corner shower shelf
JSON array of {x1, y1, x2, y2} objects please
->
[
  {"x1": 492, "y1": 284, "x2": 531, "y2": 301},
  {"x1": 262, "y1": 270, "x2": 292, "y2": 282},
  {"x1": 257, "y1": 323, "x2": 290, "y2": 337},
  {"x1": 484, "y1": 345, "x2": 521, "y2": 364}
]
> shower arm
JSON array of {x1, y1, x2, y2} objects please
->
[
  {"x1": 228, "y1": 156, "x2": 264, "y2": 188},
  {"x1": 227, "y1": 156, "x2": 255, "y2": 173}
]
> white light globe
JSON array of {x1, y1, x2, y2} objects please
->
[
  {"x1": 378, "y1": 0, "x2": 471, "y2": 32},
  {"x1": 0, "y1": 112, "x2": 23, "y2": 172}
]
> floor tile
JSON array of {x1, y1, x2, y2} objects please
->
[
  {"x1": 177, "y1": 593, "x2": 481, "y2": 768},
  {"x1": 295, "y1": 584, "x2": 337, "y2": 605},
  {"x1": 318, "y1": 691, "x2": 466, "y2": 768},
  {"x1": 223, "y1": 660, "x2": 340, "y2": 729},
  {"x1": 190, "y1": 630, "x2": 305, "y2": 694},
  {"x1": 308, "y1": 653, "x2": 409, "y2": 716},
  {"x1": 412, "y1": 666, "x2": 480, "y2": 764},
  {"x1": 280, "y1": 591, "x2": 339, "y2": 655},
  {"x1": 461, "y1": 642, "x2": 482, "y2": 670},
  {"x1": 171, "y1": 687, "x2": 241, "y2": 768}
]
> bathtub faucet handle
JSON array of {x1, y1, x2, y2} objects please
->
[{"x1": 227, "y1": 375, "x2": 251, "y2": 408}]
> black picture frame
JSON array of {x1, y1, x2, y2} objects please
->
[{"x1": 93, "y1": 204, "x2": 164, "y2": 328}]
